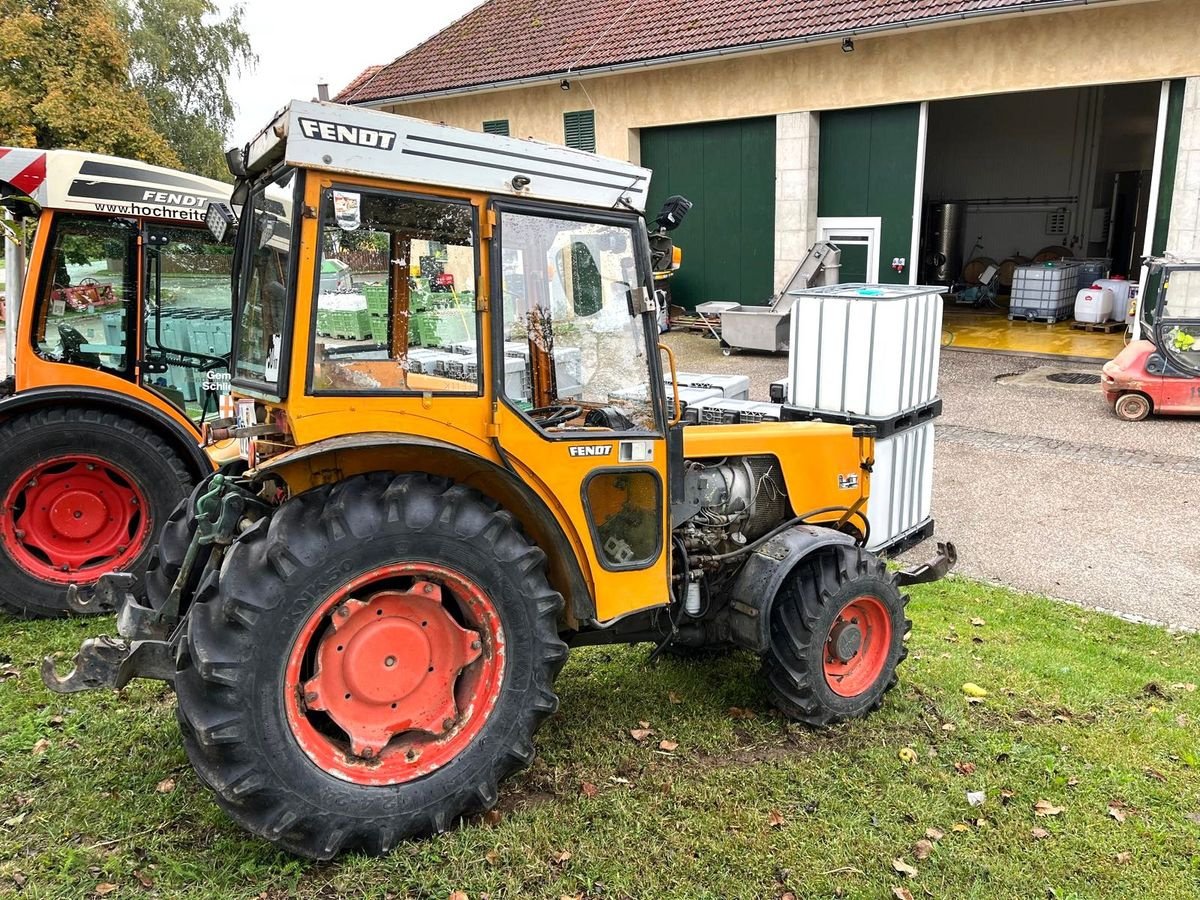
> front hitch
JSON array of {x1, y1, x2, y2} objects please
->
[
  {"x1": 895, "y1": 541, "x2": 958, "y2": 587},
  {"x1": 63, "y1": 572, "x2": 137, "y2": 615},
  {"x1": 42, "y1": 636, "x2": 174, "y2": 693}
]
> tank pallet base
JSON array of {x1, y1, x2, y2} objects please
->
[
  {"x1": 875, "y1": 517, "x2": 936, "y2": 558},
  {"x1": 1070, "y1": 320, "x2": 1126, "y2": 334}
]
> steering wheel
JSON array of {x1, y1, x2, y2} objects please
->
[{"x1": 527, "y1": 404, "x2": 583, "y2": 427}]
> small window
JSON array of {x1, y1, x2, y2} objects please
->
[
  {"x1": 483, "y1": 119, "x2": 510, "y2": 136},
  {"x1": 310, "y1": 186, "x2": 479, "y2": 395},
  {"x1": 584, "y1": 470, "x2": 662, "y2": 569},
  {"x1": 563, "y1": 110, "x2": 596, "y2": 152},
  {"x1": 33, "y1": 215, "x2": 136, "y2": 374}
]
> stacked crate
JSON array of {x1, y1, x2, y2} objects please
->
[
  {"x1": 1009, "y1": 261, "x2": 1081, "y2": 323},
  {"x1": 363, "y1": 284, "x2": 389, "y2": 343},
  {"x1": 782, "y1": 283, "x2": 944, "y2": 554},
  {"x1": 316, "y1": 293, "x2": 371, "y2": 340}
]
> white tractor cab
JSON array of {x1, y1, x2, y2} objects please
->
[{"x1": 0, "y1": 148, "x2": 238, "y2": 618}]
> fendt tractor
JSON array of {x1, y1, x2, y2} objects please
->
[
  {"x1": 45, "y1": 101, "x2": 954, "y2": 859},
  {"x1": 0, "y1": 148, "x2": 237, "y2": 617}
]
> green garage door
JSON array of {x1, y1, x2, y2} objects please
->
[
  {"x1": 819, "y1": 104, "x2": 920, "y2": 285},
  {"x1": 641, "y1": 117, "x2": 776, "y2": 308}
]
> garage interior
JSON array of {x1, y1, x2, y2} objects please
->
[{"x1": 923, "y1": 81, "x2": 1162, "y2": 358}]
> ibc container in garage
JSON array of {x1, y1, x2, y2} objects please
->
[{"x1": 787, "y1": 284, "x2": 943, "y2": 418}]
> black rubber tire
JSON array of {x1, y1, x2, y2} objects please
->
[
  {"x1": 174, "y1": 472, "x2": 568, "y2": 859},
  {"x1": 1113, "y1": 392, "x2": 1151, "y2": 422},
  {"x1": 0, "y1": 407, "x2": 193, "y2": 618},
  {"x1": 143, "y1": 482, "x2": 206, "y2": 615},
  {"x1": 763, "y1": 545, "x2": 909, "y2": 726}
]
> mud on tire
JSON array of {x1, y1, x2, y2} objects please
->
[
  {"x1": 763, "y1": 544, "x2": 909, "y2": 726},
  {"x1": 174, "y1": 472, "x2": 568, "y2": 859}
]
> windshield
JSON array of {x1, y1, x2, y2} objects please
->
[
  {"x1": 498, "y1": 210, "x2": 657, "y2": 431},
  {"x1": 234, "y1": 170, "x2": 296, "y2": 387}
]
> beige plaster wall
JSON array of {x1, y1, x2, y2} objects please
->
[{"x1": 379, "y1": 0, "x2": 1198, "y2": 160}]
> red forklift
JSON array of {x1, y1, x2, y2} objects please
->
[{"x1": 1102, "y1": 258, "x2": 1200, "y2": 421}]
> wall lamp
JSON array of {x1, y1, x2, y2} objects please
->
[
  {"x1": 560, "y1": 79, "x2": 571, "y2": 91},
  {"x1": 842, "y1": 38, "x2": 855, "y2": 53}
]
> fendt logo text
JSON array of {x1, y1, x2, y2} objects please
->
[
  {"x1": 568, "y1": 445, "x2": 613, "y2": 458},
  {"x1": 298, "y1": 117, "x2": 398, "y2": 151}
]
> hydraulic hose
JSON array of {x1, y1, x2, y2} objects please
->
[{"x1": 694, "y1": 505, "x2": 871, "y2": 565}]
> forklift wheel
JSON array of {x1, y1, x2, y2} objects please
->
[
  {"x1": 721, "y1": 347, "x2": 732, "y2": 357},
  {"x1": 763, "y1": 545, "x2": 909, "y2": 726},
  {"x1": 174, "y1": 472, "x2": 568, "y2": 859},
  {"x1": 1113, "y1": 393, "x2": 1150, "y2": 422}
]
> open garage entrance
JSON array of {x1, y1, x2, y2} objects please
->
[{"x1": 921, "y1": 81, "x2": 1178, "y2": 359}]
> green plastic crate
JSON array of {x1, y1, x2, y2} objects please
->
[
  {"x1": 369, "y1": 317, "x2": 389, "y2": 343},
  {"x1": 363, "y1": 283, "x2": 389, "y2": 317}
]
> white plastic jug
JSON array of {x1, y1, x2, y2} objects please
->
[
  {"x1": 1074, "y1": 286, "x2": 1113, "y2": 324},
  {"x1": 1094, "y1": 277, "x2": 1133, "y2": 322}
]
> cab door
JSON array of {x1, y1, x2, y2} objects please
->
[{"x1": 489, "y1": 201, "x2": 670, "y2": 622}]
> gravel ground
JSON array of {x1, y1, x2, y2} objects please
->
[{"x1": 661, "y1": 330, "x2": 1200, "y2": 629}]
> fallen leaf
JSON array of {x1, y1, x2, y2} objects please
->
[
  {"x1": 1034, "y1": 800, "x2": 1064, "y2": 817},
  {"x1": 941, "y1": 723, "x2": 956, "y2": 733},
  {"x1": 629, "y1": 728, "x2": 652, "y2": 742},
  {"x1": 3, "y1": 812, "x2": 27, "y2": 828},
  {"x1": 891, "y1": 888, "x2": 915, "y2": 900},
  {"x1": 892, "y1": 858, "x2": 917, "y2": 878},
  {"x1": 1000, "y1": 789, "x2": 1015, "y2": 805},
  {"x1": 156, "y1": 777, "x2": 176, "y2": 794},
  {"x1": 728, "y1": 706, "x2": 756, "y2": 720},
  {"x1": 1115, "y1": 851, "x2": 1133, "y2": 865},
  {"x1": 95, "y1": 884, "x2": 118, "y2": 897},
  {"x1": 898, "y1": 747, "x2": 917, "y2": 764},
  {"x1": 11, "y1": 872, "x2": 26, "y2": 888},
  {"x1": 134, "y1": 870, "x2": 154, "y2": 889},
  {"x1": 48, "y1": 715, "x2": 64, "y2": 727},
  {"x1": 482, "y1": 809, "x2": 502, "y2": 826},
  {"x1": 31, "y1": 738, "x2": 50, "y2": 756},
  {"x1": 580, "y1": 782, "x2": 598, "y2": 798},
  {"x1": 1031, "y1": 826, "x2": 1051, "y2": 840},
  {"x1": 925, "y1": 826, "x2": 944, "y2": 841},
  {"x1": 1066, "y1": 777, "x2": 1080, "y2": 787},
  {"x1": 781, "y1": 893, "x2": 797, "y2": 900},
  {"x1": 1144, "y1": 768, "x2": 1167, "y2": 783},
  {"x1": 551, "y1": 849, "x2": 572, "y2": 865},
  {"x1": 667, "y1": 691, "x2": 682, "y2": 704},
  {"x1": 914, "y1": 838, "x2": 934, "y2": 860},
  {"x1": 638, "y1": 720, "x2": 650, "y2": 729},
  {"x1": 449, "y1": 892, "x2": 470, "y2": 900},
  {"x1": 962, "y1": 682, "x2": 988, "y2": 699},
  {"x1": 970, "y1": 617, "x2": 985, "y2": 627},
  {"x1": 767, "y1": 810, "x2": 786, "y2": 829},
  {"x1": 954, "y1": 761, "x2": 977, "y2": 775},
  {"x1": 658, "y1": 739, "x2": 678, "y2": 752},
  {"x1": 484, "y1": 850, "x2": 500, "y2": 866},
  {"x1": 951, "y1": 823, "x2": 970, "y2": 833},
  {"x1": 966, "y1": 790, "x2": 986, "y2": 807},
  {"x1": 609, "y1": 776, "x2": 630, "y2": 784},
  {"x1": 1107, "y1": 803, "x2": 1127, "y2": 824}
]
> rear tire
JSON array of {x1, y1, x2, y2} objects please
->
[
  {"x1": 1113, "y1": 392, "x2": 1151, "y2": 422},
  {"x1": 763, "y1": 545, "x2": 909, "y2": 726},
  {"x1": 0, "y1": 407, "x2": 192, "y2": 618},
  {"x1": 174, "y1": 472, "x2": 568, "y2": 859}
]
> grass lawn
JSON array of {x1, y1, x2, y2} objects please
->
[{"x1": 2, "y1": 578, "x2": 1199, "y2": 899}]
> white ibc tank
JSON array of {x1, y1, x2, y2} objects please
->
[
  {"x1": 866, "y1": 421, "x2": 935, "y2": 553},
  {"x1": 1074, "y1": 286, "x2": 1114, "y2": 324},
  {"x1": 788, "y1": 284, "x2": 943, "y2": 417},
  {"x1": 1094, "y1": 277, "x2": 1134, "y2": 322}
]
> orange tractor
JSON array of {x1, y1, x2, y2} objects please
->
[
  {"x1": 0, "y1": 148, "x2": 237, "y2": 617},
  {"x1": 45, "y1": 102, "x2": 954, "y2": 858}
]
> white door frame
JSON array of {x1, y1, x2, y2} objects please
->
[
  {"x1": 818, "y1": 216, "x2": 882, "y2": 282},
  {"x1": 1132, "y1": 79, "x2": 1174, "y2": 340},
  {"x1": 910, "y1": 102, "x2": 929, "y2": 285}
]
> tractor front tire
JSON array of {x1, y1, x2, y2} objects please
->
[
  {"x1": 0, "y1": 407, "x2": 192, "y2": 618},
  {"x1": 174, "y1": 472, "x2": 568, "y2": 859},
  {"x1": 763, "y1": 545, "x2": 909, "y2": 726}
]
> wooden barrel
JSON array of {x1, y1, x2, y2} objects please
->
[{"x1": 961, "y1": 256, "x2": 997, "y2": 285}]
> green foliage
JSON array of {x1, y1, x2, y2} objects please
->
[
  {"x1": 0, "y1": 0, "x2": 178, "y2": 164},
  {"x1": 118, "y1": 0, "x2": 254, "y2": 180}
]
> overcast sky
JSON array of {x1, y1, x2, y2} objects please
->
[{"x1": 219, "y1": 0, "x2": 483, "y2": 144}]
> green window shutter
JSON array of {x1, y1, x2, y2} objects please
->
[
  {"x1": 564, "y1": 110, "x2": 596, "y2": 152},
  {"x1": 483, "y1": 119, "x2": 509, "y2": 136}
]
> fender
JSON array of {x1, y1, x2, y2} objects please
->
[
  {"x1": 0, "y1": 386, "x2": 212, "y2": 479},
  {"x1": 725, "y1": 524, "x2": 858, "y2": 653},
  {"x1": 255, "y1": 432, "x2": 595, "y2": 622}
]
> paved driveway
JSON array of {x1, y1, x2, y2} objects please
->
[{"x1": 661, "y1": 330, "x2": 1200, "y2": 629}]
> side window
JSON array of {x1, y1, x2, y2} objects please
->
[
  {"x1": 34, "y1": 216, "x2": 136, "y2": 374},
  {"x1": 584, "y1": 471, "x2": 662, "y2": 569},
  {"x1": 310, "y1": 187, "x2": 478, "y2": 394},
  {"x1": 142, "y1": 224, "x2": 234, "y2": 421}
]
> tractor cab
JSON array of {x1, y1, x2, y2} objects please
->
[{"x1": 44, "y1": 101, "x2": 952, "y2": 860}]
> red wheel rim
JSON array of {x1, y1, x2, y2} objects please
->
[
  {"x1": 822, "y1": 595, "x2": 892, "y2": 698},
  {"x1": 284, "y1": 563, "x2": 506, "y2": 785},
  {"x1": 0, "y1": 454, "x2": 150, "y2": 584}
]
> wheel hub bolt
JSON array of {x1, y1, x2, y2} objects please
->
[
  {"x1": 471, "y1": 640, "x2": 481, "y2": 650},
  {"x1": 423, "y1": 583, "x2": 433, "y2": 594},
  {"x1": 384, "y1": 655, "x2": 396, "y2": 668},
  {"x1": 828, "y1": 621, "x2": 863, "y2": 663},
  {"x1": 443, "y1": 717, "x2": 454, "y2": 730}
]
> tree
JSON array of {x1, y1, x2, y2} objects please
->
[
  {"x1": 119, "y1": 0, "x2": 254, "y2": 181},
  {"x1": 0, "y1": 0, "x2": 178, "y2": 166}
]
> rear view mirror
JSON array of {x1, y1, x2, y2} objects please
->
[{"x1": 654, "y1": 195, "x2": 693, "y2": 232}]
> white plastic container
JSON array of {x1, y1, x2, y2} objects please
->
[
  {"x1": 866, "y1": 421, "x2": 935, "y2": 553},
  {"x1": 1093, "y1": 277, "x2": 1134, "y2": 323},
  {"x1": 1074, "y1": 286, "x2": 1114, "y2": 324},
  {"x1": 788, "y1": 284, "x2": 943, "y2": 417},
  {"x1": 668, "y1": 372, "x2": 751, "y2": 401}
]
